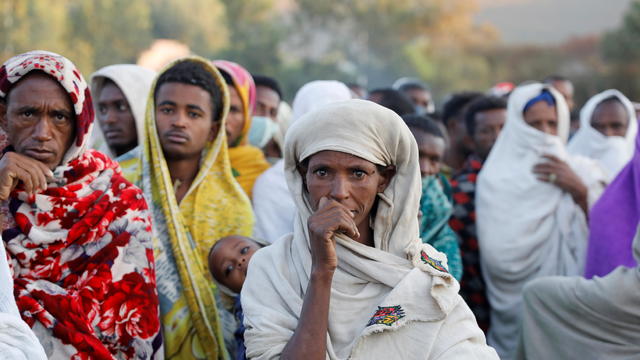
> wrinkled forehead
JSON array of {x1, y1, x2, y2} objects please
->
[{"x1": 3, "y1": 70, "x2": 71, "y2": 104}]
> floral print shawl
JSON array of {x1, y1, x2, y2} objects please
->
[{"x1": 0, "y1": 51, "x2": 162, "y2": 359}]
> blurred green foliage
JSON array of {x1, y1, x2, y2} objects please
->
[{"x1": 1, "y1": 0, "x2": 639, "y2": 105}]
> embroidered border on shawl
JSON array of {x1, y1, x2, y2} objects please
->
[
  {"x1": 366, "y1": 305, "x2": 406, "y2": 327},
  {"x1": 421, "y1": 250, "x2": 448, "y2": 273}
]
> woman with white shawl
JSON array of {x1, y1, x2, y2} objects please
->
[
  {"x1": 89, "y1": 64, "x2": 156, "y2": 158},
  {"x1": 568, "y1": 89, "x2": 637, "y2": 179},
  {"x1": 242, "y1": 99, "x2": 498, "y2": 359},
  {"x1": 476, "y1": 83, "x2": 607, "y2": 360},
  {"x1": 517, "y1": 224, "x2": 640, "y2": 359}
]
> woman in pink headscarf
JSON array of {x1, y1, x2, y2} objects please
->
[{"x1": 214, "y1": 60, "x2": 270, "y2": 197}]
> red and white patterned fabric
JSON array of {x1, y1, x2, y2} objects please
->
[{"x1": 0, "y1": 51, "x2": 162, "y2": 359}]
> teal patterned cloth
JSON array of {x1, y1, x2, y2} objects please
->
[{"x1": 419, "y1": 174, "x2": 463, "y2": 280}]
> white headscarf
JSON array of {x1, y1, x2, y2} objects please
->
[
  {"x1": 252, "y1": 81, "x2": 353, "y2": 243},
  {"x1": 89, "y1": 64, "x2": 156, "y2": 158},
  {"x1": 476, "y1": 83, "x2": 607, "y2": 359},
  {"x1": 568, "y1": 89, "x2": 637, "y2": 179},
  {"x1": 291, "y1": 80, "x2": 352, "y2": 121},
  {"x1": 243, "y1": 100, "x2": 497, "y2": 359}
]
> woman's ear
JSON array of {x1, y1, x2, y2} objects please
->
[{"x1": 377, "y1": 165, "x2": 396, "y2": 193}]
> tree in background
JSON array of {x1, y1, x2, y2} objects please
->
[
  {"x1": 602, "y1": 0, "x2": 640, "y2": 99},
  {"x1": 0, "y1": 0, "x2": 638, "y2": 103}
]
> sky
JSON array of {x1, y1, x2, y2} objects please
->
[{"x1": 475, "y1": 0, "x2": 633, "y2": 45}]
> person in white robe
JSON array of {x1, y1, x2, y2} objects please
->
[{"x1": 476, "y1": 83, "x2": 608, "y2": 359}]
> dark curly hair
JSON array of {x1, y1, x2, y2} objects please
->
[{"x1": 155, "y1": 60, "x2": 224, "y2": 122}]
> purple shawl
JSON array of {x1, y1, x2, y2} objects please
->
[{"x1": 584, "y1": 131, "x2": 640, "y2": 278}]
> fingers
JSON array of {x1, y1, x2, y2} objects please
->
[
  {"x1": 0, "y1": 153, "x2": 53, "y2": 196},
  {"x1": 310, "y1": 198, "x2": 361, "y2": 241},
  {"x1": 541, "y1": 154, "x2": 561, "y2": 163}
]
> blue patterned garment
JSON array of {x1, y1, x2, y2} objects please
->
[
  {"x1": 419, "y1": 174, "x2": 463, "y2": 280},
  {"x1": 233, "y1": 295, "x2": 247, "y2": 360}
]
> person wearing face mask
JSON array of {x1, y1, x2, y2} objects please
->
[
  {"x1": 214, "y1": 60, "x2": 270, "y2": 198},
  {"x1": 476, "y1": 83, "x2": 608, "y2": 360},
  {"x1": 568, "y1": 89, "x2": 638, "y2": 180},
  {"x1": 403, "y1": 114, "x2": 462, "y2": 281}
]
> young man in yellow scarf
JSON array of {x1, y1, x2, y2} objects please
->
[{"x1": 119, "y1": 57, "x2": 254, "y2": 359}]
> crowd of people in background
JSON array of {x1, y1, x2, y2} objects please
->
[{"x1": 0, "y1": 49, "x2": 638, "y2": 360}]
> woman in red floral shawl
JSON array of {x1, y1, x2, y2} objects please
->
[{"x1": 0, "y1": 51, "x2": 162, "y2": 359}]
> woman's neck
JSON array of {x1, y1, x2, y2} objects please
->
[
  {"x1": 167, "y1": 156, "x2": 200, "y2": 203},
  {"x1": 355, "y1": 218, "x2": 374, "y2": 247}
]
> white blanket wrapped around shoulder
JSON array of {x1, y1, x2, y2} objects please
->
[
  {"x1": 476, "y1": 83, "x2": 608, "y2": 359},
  {"x1": 242, "y1": 234, "x2": 498, "y2": 360},
  {"x1": 0, "y1": 314, "x2": 47, "y2": 360},
  {"x1": 517, "y1": 226, "x2": 640, "y2": 359}
]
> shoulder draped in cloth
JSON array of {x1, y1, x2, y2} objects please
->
[
  {"x1": 0, "y1": 51, "x2": 162, "y2": 359},
  {"x1": 584, "y1": 132, "x2": 640, "y2": 278},
  {"x1": 568, "y1": 89, "x2": 637, "y2": 179},
  {"x1": 119, "y1": 56, "x2": 254, "y2": 360},
  {"x1": 242, "y1": 99, "x2": 498, "y2": 359},
  {"x1": 213, "y1": 60, "x2": 269, "y2": 198},
  {"x1": 419, "y1": 174, "x2": 462, "y2": 281},
  {"x1": 476, "y1": 83, "x2": 608, "y2": 360},
  {"x1": 517, "y1": 224, "x2": 640, "y2": 359},
  {"x1": 89, "y1": 64, "x2": 156, "y2": 159}
]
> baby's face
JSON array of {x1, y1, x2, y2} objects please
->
[{"x1": 209, "y1": 236, "x2": 261, "y2": 293}]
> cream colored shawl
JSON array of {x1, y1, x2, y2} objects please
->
[
  {"x1": 568, "y1": 89, "x2": 637, "y2": 179},
  {"x1": 476, "y1": 83, "x2": 608, "y2": 360},
  {"x1": 89, "y1": 64, "x2": 156, "y2": 158},
  {"x1": 517, "y1": 224, "x2": 640, "y2": 359},
  {"x1": 242, "y1": 100, "x2": 498, "y2": 359}
]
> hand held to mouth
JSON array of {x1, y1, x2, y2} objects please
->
[
  {"x1": 0, "y1": 152, "x2": 54, "y2": 201},
  {"x1": 307, "y1": 196, "x2": 360, "y2": 275}
]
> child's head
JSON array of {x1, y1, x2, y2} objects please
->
[
  {"x1": 208, "y1": 235, "x2": 262, "y2": 294},
  {"x1": 402, "y1": 114, "x2": 447, "y2": 178}
]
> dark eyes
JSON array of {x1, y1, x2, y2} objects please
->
[
  {"x1": 353, "y1": 170, "x2": 366, "y2": 178},
  {"x1": 159, "y1": 107, "x2": 173, "y2": 114},
  {"x1": 240, "y1": 246, "x2": 249, "y2": 255},
  {"x1": 314, "y1": 168, "x2": 328, "y2": 177}
]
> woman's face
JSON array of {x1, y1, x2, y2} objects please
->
[
  {"x1": 302, "y1": 150, "x2": 394, "y2": 229},
  {"x1": 523, "y1": 101, "x2": 558, "y2": 136},
  {"x1": 225, "y1": 86, "x2": 246, "y2": 146}
]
